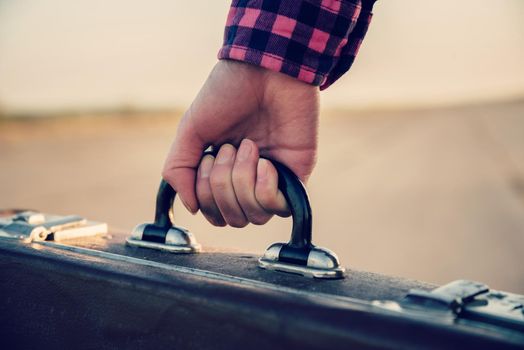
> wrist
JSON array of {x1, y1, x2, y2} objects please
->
[{"x1": 217, "y1": 59, "x2": 318, "y2": 97}]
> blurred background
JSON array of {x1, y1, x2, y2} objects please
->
[{"x1": 1, "y1": 0, "x2": 523, "y2": 292}]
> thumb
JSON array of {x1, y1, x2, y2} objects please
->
[
  {"x1": 162, "y1": 120, "x2": 205, "y2": 214},
  {"x1": 255, "y1": 158, "x2": 290, "y2": 217}
]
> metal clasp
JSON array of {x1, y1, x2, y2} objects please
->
[
  {"x1": 0, "y1": 211, "x2": 108, "y2": 242},
  {"x1": 404, "y1": 280, "x2": 524, "y2": 332},
  {"x1": 405, "y1": 280, "x2": 489, "y2": 312}
]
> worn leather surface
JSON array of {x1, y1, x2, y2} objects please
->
[
  {"x1": 1, "y1": 234, "x2": 522, "y2": 349},
  {"x1": 68, "y1": 231, "x2": 436, "y2": 301}
]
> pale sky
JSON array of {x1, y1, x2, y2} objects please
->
[{"x1": 0, "y1": 0, "x2": 523, "y2": 113}]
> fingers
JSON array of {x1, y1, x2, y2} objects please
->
[
  {"x1": 195, "y1": 141, "x2": 290, "y2": 227},
  {"x1": 255, "y1": 158, "x2": 290, "y2": 217},
  {"x1": 196, "y1": 155, "x2": 226, "y2": 226},
  {"x1": 162, "y1": 119, "x2": 204, "y2": 214},
  {"x1": 163, "y1": 167, "x2": 198, "y2": 214},
  {"x1": 209, "y1": 144, "x2": 249, "y2": 228},
  {"x1": 232, "y1": 139, "x2": 273, "y2": 225}
]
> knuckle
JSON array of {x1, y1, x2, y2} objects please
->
[
  {"x1": 196, "y1": 192, "x2": 214, "y2": 208},
  {"x1": 255, "y1": 188, "x2": 275, "y2": 208},
  {"x1": 200, "y1": 206, "x2": 225, "y2": 226},
  {"x1": 242, "y1": 207, "x2": 271, "y2": 225},
  {"x1": 196, "y1": 186, "x2": 213, "y2": 203},
  {"x1": 228, "y1": 219, "x2": 248, "y2": 228},
  {"x1": 249, "y1": 214, "x2": 271, "y2": 226},
  {"x1": 209, "y1": 170, "x2": 229, "y2": 190},
  {"x1": 210, "y1": 217, "x2": 227, "y2": 227},
  {"x1": 231, "y1": 168, "x2": 249, "y2": 187}
]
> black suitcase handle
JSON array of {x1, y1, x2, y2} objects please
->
[
  {"x1": 154, "y1": 157, "x2": 312, "y2": 249},
  {"x1": 130, "y1": 151, "x2": 345, "y2": 278}
]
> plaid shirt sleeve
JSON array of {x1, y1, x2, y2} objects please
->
[{"x1": 218, "y1": 0, "x2": 376, "y2": 90}]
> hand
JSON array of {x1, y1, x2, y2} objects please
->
[{"x1": 162, "y1": 60, "x2": 319, "y2": 227}]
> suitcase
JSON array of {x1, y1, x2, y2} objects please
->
[{"x1": 1, "y1": 160, "x2": 523, "y2": 349}]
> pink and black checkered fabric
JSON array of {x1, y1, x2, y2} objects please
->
[{"x1": 218, "y1": 0, "x2": 376, "y2": 90}]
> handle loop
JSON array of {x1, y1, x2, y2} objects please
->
[
  {"x1": 154, "y1": 156, "x2": 314, "y2": 250},
  {"x1": 129, "y1": 149, "x2": 344, "y2": 278}
]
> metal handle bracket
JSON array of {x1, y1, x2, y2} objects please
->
[
  {"x1": 126, "y1": 181, "x2": 201, "y2": 253},
  {"x1": 257, "y1": 160, "x2": 345, "y2": 279}
]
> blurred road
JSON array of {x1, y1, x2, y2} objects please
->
[{"x1": 1, "y1": 100, "x2": 523, "y2": 292}]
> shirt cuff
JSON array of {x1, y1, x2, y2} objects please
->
[{"x1": 218, "y1": 0, "x2": 375, "y2": 89}]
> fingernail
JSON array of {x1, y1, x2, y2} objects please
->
[
  {"x1": 237, "y1": 139, "x2": 252, "y2": 162},
  {"x1": 257, "y1": 159, "x2": 268, "y2": 181},
  {"x1": 216, "y1": 144, "x2": 234, "y2": 165},
  {"x1": 200, "y1": 155, "x2": 214, "y2": 178}
]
